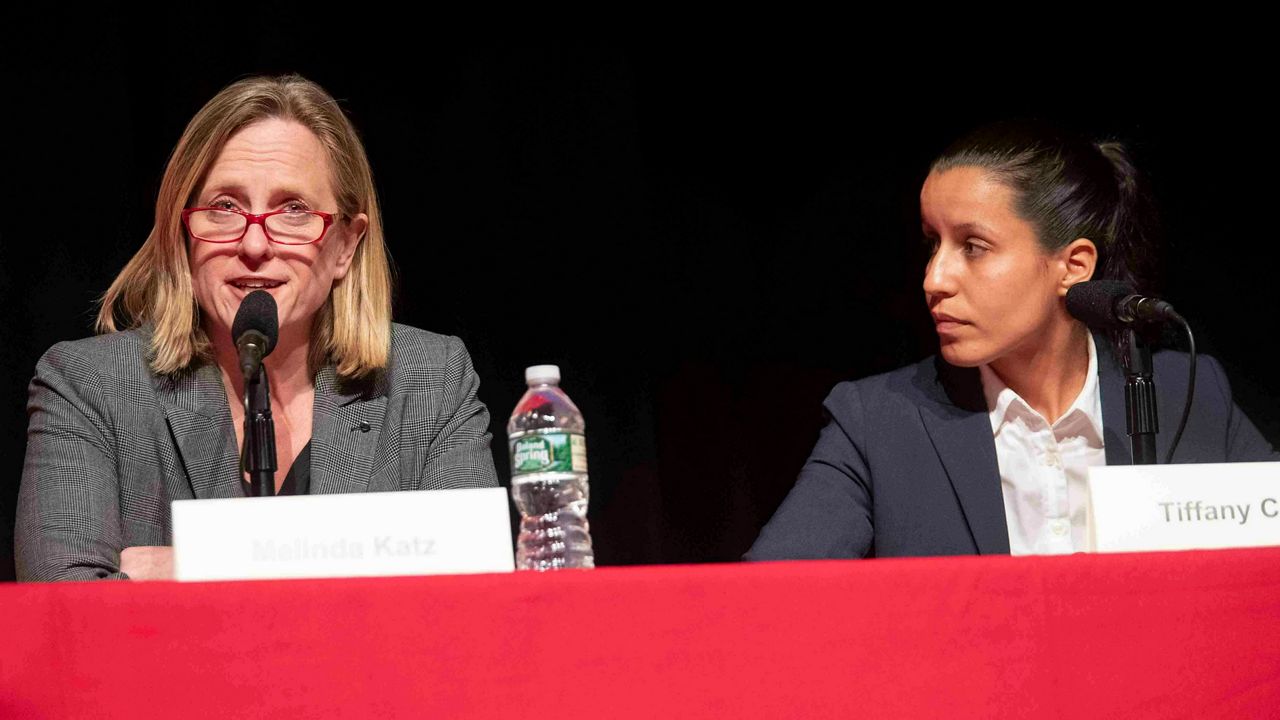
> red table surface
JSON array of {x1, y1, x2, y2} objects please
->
[{"x1": 2, "y1": 548, "x2": 1279, "y2": 719}]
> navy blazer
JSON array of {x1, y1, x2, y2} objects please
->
[{"x1": 747, "y1": 343, "x2": 1278, "y2": 560}]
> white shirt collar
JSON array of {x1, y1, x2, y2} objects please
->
[{"x1": 978, "y1": 333, "x2": 1104, "y2": 442}]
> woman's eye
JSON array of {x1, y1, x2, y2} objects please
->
[
  {"x1": 284, "y1": 202, "x2": 310, "y2": 213},
  {"x1": 963, "y1": 239, "x2": 988, "y2": 257},
  {"x1": 212, "y1": 199, "x2": 238, "y2": 211}
]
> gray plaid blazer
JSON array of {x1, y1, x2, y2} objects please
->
[{"x1": 16, "y1": 324, "x2": 499, "y2": 581}]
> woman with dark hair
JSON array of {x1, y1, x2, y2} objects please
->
[{"x1": 747, "y1": 122, "x2": 1277, "y2": 560}]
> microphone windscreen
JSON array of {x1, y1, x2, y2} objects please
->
[
  {"x1": 1065, "y1": 280, "x2": 1133, "y2": 330},
  {"x1": 231, "y1": 290, "x2": 279, "y2": 356}
]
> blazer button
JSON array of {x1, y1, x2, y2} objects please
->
[{"x1": 359, "y1": 422, "x2": 372, "y2": 433}]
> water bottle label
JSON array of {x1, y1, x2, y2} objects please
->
[{"x1": 510, "y1": 433, "x2": 588, "y2": 475}]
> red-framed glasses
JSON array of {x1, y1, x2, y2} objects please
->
[{"x1": 181, "y1": 207, "x2": 337, "y2": 245}]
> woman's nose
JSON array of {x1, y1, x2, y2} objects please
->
[
  {"x1": 237, "y1": 222, "x2": 275, "y2": 264},
  {"x1": 923, "y1": 247, "x2": 958, "y2": 300}
]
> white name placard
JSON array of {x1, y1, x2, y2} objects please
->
[
  {"x1": 1087, "y1": 462, "x2": 1280, "y2": 553},
  {"x1": 172, "y1": 488, "x2": 514, "y2": 581}
]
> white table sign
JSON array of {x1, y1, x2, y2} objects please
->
[
  {"x1": 172, "y1": 487, "x2": 514, "y2": 581},
  {"x1": 1087, "y1": 462, "x2": 1280, "y2": 553}
]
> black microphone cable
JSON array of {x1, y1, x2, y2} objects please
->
[{"x1": 1164, "y1": 316, "x2": 1195, "y2": 465}]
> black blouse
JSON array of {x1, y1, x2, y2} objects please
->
[{"x1": 240, "y1": 440, "x2": 312, "y2": 496}]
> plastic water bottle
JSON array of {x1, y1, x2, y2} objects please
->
[{"x1": 508, "y1": 365, "x2": 595, "y2": 570}]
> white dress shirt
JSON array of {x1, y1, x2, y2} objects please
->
[{"x1": 979, "y1": 335, "x2": 1106, "y2": 555}]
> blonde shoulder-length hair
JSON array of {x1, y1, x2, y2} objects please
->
[{"x1": 98, "y1": 74, "x2": 393, "y2": 380}]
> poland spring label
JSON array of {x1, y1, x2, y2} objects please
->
[{"x1": 510, "y1": 433, "x2": 588, "y2": 476}]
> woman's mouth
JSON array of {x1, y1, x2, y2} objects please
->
[
  {"x1": 229, "y1": 278, "x2": 285, "y2": 290},
  {"x1": 932, "y1": 313, "x2": 969, "y2": 335}
]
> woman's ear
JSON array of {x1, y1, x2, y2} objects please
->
[
  {"x1": 1058, "y1": 238, "x2": 1098, "y2": 295},
  {"x1": 332, "y1": 213, "x2": 368, "y2": 281}
]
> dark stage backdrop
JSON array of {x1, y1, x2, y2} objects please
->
[{"x1": 3, "y1": 17, "x2": 1277, "y2": 581}]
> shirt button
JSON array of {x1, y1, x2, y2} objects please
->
[{"x1": 1050, "y1": 520, "x2": 1069, "y2": 536}]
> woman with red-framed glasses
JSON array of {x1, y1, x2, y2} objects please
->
[{"x1": 16, "y1": 75, "x2": 499, "y2": 581}]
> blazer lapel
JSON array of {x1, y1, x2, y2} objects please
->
[
  {"x1": 157, "y1": 364, "x2": 243, "y2": 499},
  {"x1": 918, "y1": 357, "x2": 1011, "y2": 555},
  {"x1": 310, "y1": 366, "x2": 388, "y2": 495}
]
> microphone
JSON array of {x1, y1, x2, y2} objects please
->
[
  {"x1": 1066, "y1": 280, "x2": 1199, "y2": 466},
  {"x1": 230, "y1": 290, "x2": 278, "y2": 378},
  {"x1": 1065, "y1": 281, "x2": 1183, "y2": 329}
]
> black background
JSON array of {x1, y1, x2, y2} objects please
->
[{"x1": 3, "y1": 16, "x2": 1277, "y2": 580}]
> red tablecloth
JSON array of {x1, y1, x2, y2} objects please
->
[{"x1": 3, "y1": 548, "x2": 1279, "y2": 719}]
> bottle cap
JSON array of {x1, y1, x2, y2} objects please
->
[{"x1": 524, "y1": 364, "x2": 561, "y2": 384}]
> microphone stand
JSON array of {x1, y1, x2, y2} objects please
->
[
  {"x1": 244, "y1": 364, "x2": 277, "y2": 496},
  {"x1": 1122, "y1": 328, "x2": 1159, "y2": 465}
]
